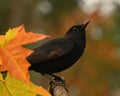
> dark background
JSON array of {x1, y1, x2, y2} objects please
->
[{"x1": 1, "y1": 0, "x2": 120, "y2": 96}]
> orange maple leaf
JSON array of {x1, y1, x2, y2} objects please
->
[{"x1": 0, "y1": 25, "x2": 50, "y2": 83}]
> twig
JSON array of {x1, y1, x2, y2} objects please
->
[{"x1": 49, "y1": 76, "x2": 70, "y2": 96}]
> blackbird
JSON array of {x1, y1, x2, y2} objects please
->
[{"x1": 27, "y1": 20, "x2": 90, "y2": 76}]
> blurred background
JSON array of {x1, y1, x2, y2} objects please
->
[{"x1": 0, "y1": 0, "x2": 120, "y2": 96}]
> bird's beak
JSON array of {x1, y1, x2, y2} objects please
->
[{"x1": 82, "y1": 20, "x2": 91, "y2": 29}]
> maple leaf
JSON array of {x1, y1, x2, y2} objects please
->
[
  {"x1": 0, "y1": 56, "x2": 2, "y2": 66},
  {"x1": 0, "y1": 25, "x2": 49, "y2": 83},
  {"x1": 0, "y1": 73, "x2": 51, "y2": 96}
]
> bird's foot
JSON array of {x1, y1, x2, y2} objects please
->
[
  {"x1": 50, "y1": 74, "x2": 65, "y2": 83},
  {"x1": 49, "y1": 74, "x2": 69, "y2": 96},
  {"x1": 51, "y1": 75, "x2": 68, "y2": 90},
  {"x1": 42, "y1": 74, "x2": 67, "y2": 89},
  {"x1": 42, "y1": 73, "x2": 69, "y2": 95},
  {"x1": 42, "y1": 73, "x2": 64, "y2": 84},
  {"x1": 41, "y1": 73, "x2": 56, "y2": 83}
]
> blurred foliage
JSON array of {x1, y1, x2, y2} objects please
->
[
  {"x1": 44, "y1": 0, "x2": 76, "y2": 23},
  {"x1": 0, "y1": 0, "x2": 120, "y2": 96}
]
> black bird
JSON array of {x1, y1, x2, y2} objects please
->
[{"x1": 27, "y1": 20, "x2": 90, "y2": 76}]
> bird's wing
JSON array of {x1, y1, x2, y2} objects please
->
[{"x1": 27, "y1": 37, "x2": 74, "y2": 64}]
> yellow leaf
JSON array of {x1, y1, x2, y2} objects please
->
[
  {"x1": 0, "y1": 73, "x2": 51, "y2": 96},
  {"x1": 0, "y1": 73, "x2": 3, "y2": 80}
]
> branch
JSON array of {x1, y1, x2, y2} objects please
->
[{"x1": 49, "y1": 77, "x2": 70, "y2": 96}]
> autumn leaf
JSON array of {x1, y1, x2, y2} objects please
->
[
  {"x1": 8, "y1": 25, "x2": 50, "y2": 47},
  {"x1": 0, "y1": 73, "x2": 51, "y2": 96},
  {"x1": 0, "y1": 56, "x2": 2, "y2": 66},
  {"x1": 0, "y1": 25, "x2": 50, "y2": 83}
]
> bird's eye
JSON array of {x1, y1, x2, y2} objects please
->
[{"x1": 73, "y1": 28, "x2": 78, "y2": 32}]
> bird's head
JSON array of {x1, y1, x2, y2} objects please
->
[{"x1": 65, "y1": 20, "x2": 90, "y2": 39}]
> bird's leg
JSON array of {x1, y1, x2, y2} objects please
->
[
  {"x1": 41, "y1": 73, "x2": 57, "y2": 83},
  {"x1": 42, "y1": 73, "x2": 68, "y2": 91},
  {"x1": 49, "y1": 74, "x2": 69, "y2": 95},
  {"x1": 50, "y1": 74, "x2": 65, "y2": 81},
  {"x1": 41, "y1": 73, "x2": 64, "y2": 84}
]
